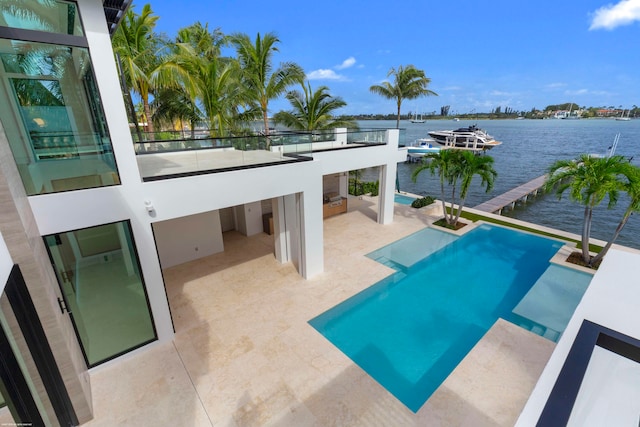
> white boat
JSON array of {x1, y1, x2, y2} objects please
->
[
  {"x1": 410, "y1": 112, "x2": 425, "y2": 123},
  {"x1": 411, "y1": 108, "x2": 426, "y2": 123},
  {"x1": 561, "y1": 103, "x2": 581, "y2": 119},
  {"x1": 428, "y1": 124, "x2": 501, "y2": 151},
  {"x1": 406, "y1": 138, "x2": 440, "y2": 160},
  {"x1": 616, "y1": 109, "x2": 631, "y2": 121}
]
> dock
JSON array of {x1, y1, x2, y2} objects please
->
[{"x1": 474, "y1": 174, "x2": 547, "y2": 215}]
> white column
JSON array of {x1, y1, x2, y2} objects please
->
[
  {"x1": 339, "y1": 172, "x2": 348, "y2": 198},
  {"x1": 297, "y1": 184, "x2": 324, "y2": 278},
  {"x1": 273, "y1": 196, "x2": 290, "y2": 264},
  {"x1": 284, "y1": 194, "x2": 299, "y2": 270},
  {"x1": 378, "y1": 163, "x2": 397, "y2": 225},
  {"x1": 335, "y1": 128, "x2": 348, "y2": 146},
  {"x1": 377, "y1": 129, "x2": 400, "y2": 225}
]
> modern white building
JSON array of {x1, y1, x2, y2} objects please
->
[
  {"x1": 2, "y1": 1, "x2": 639, "y2": 426},
  {"x1": 0, "y1": 1, "x2": 405, "y2": 424}
]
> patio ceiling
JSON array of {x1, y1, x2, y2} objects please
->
[{"x1": 102, "y1": 0, "x2": 132, "y2": 34}]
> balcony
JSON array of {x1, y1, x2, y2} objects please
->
[{"x1": 135, "y1": 128, "x2": 389, "y2": 181}]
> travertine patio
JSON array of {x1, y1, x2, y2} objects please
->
[{"x1": 82, "y1": 198, "x2": 555, "y2": 426}]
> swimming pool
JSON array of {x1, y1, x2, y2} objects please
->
[
  {"x1": 309, "y1": 224, "x2": 586, "y2": 412},
  {"x1": 394, "y1": 193, "x2": 416, "y2": 205}
]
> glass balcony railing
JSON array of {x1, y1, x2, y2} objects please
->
[
  {"x1": 135, "y1": 128, "x2": 390, "y2": 180},
  {"x1": 346, "y1": 129, "x2": 388, "y2": 144}
]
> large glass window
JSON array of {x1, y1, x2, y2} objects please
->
[
  {"x1": 0, "y1": 0, "x2": 84, "y2": 35},
  {"x1": 0, "y1": 1, "x2": 120, "y2": 194},
  {"x1": 44, "y1": 222, "x2": 157, "y2": 367}
]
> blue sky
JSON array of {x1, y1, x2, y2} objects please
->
[{"x1": 145, "y1": 0, "x2": 640, "y2": 116}]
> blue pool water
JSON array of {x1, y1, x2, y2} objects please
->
[
  {"x1": 366, "y1": 227, "x2": 457, "y2": 270},
  {"x1": 309, "y1": 224, "x2": 572, "y2": 412},
  {"x1": 394, "y1": 193, "x2": 416, "y2": 205}
]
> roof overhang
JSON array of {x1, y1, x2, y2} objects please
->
[{"x1": 102, "y1": 0, "x2": 132, "y2": 35}]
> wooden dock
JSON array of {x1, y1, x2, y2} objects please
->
[{"x1": 474, "y1": 174, "x2": 547, "y2": 215}]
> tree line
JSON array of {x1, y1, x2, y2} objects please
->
[
  {"x1": 112, "y1": 4, "x2": 359, "y2": 140},
  {"x1": 348, "y1": 104, "x2": 640, "y2": 121}
]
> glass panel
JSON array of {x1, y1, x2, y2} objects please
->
[
  {"x1": 44, "y1": 222, "x2": 157, "y2": 366},
  {"x1": 0, "y1": 297, "x2": 51, "y2": 425},
  {"x1": 0, "y1": 39, "x2": 119, "y2": 194},
  {"x1": 0, "y1": 0, "x2": 84, "y2": 36}
]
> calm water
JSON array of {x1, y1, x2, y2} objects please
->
[
  {"x1": 309, "y1": 224, "x2": 565, "y2": 411},
  {"x1": 358, "y1": 119, "x2": 640, "y2": 250}
]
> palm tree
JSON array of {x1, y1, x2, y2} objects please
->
[
  {"x1": 152, "y1": 23, "x2": 259, "y2": 137},
  {"x1": 175, "y1": 22, "x2": 224, "y2": 60},
  {"x1": 412, "y1": 149, "x2": 458, "y2": 224},
  {"x1": 158, "y1": 42, "x2": 249, "y2": 137},
  {"x1": 545, "y1": 154, "x2": 633, "y2": 266},
  {"x1": 230, "y1": 32, "x2": 305, "y2": 140},
  {"x1": 151, "y1": 87, "x2": 203, "y2": 138},
  {"x1": 273, "y1": 83, "x2": 358, "y2": 131},
  {"x1": 454, "y1": 151, "x2": 497, "y2": 223},
  {"x1": 112, "y1": 3, "x2": 161, "y2": 136},
  {"x1": 590, "y1": 165, "x2": 640, "y2": 265},
  {"x1": 369, "y1": 65, "x2": 438, "y2": 128},
  {"x1": 412, "y1": 150, "x2": 496, "y2": 226}
]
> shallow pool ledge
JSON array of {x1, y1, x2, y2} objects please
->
[{"x1": 417, "y1": 319, "x2": 555, "y2": 425}]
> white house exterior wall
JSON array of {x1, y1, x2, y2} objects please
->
[{"x1": 516, "y1": 249, "x2": 640, "y2": 425}]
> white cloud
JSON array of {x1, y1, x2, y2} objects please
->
[
  {"x1": 545, "y1": 82, "x2": 567, "y2": 89},
  {"x1": 589, "y1": 0, "x2": 640, "y2": 30},
  {"x1": 489, "y1": 90, "x2": 517, "y2": 96},
  {"x1": 335, "y1": 57, "x2": 356, "y2": 70},
  {"x1": 565, "y1": 89, "x2": 590, "y2": 95},
  {"x1": 307, "y1": 69, "x2": 347, "y2": 81}
]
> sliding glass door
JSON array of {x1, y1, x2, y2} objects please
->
[{"x1": 44, "y1": 221, "x2": 157, "y2": 367}]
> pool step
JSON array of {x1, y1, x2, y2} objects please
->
[{"x1": 510, "y1": 314, "x2": 562, "y2": 343}]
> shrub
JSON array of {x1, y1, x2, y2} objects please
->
[
  {"x1": 411, "y1": 196, "x2": 435, "y2": 208},
  {"x1": 349, "y1": 179, "x2": 379, "y2": 196}
]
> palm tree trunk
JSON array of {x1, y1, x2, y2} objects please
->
[
  {"x1": 581, "y1": 205, "x2": 592, "y2": 263},
  {"x1": 439, "y1": 181, "x2": 447, "y2": 221},
  {"x1": 263, "y1": 108, "x2": 271, "y2": 149},
  {"x1": 590, "y1": 208, "x2": 632, "y2": 265},
  {"x1": 128, "y1": 90, "x2": 144, "y2": 146},
  {"x1": 115, "y1": 53, "x2": 144, "y2": 146},
  {"x1": 448, "y1": 186, "x2": 458, "y2": 225},
  {"x1": 396, "y1": 101, "x2": 401, "y2": 129},
  {"x1": 143, "y1": 98, "x2": 155, "y2": 139},
  {"x1": 454, "y1": 197, "x2": 466, "y2": 224}
]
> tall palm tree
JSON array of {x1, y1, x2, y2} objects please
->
[
  {"x1": 175, "y1": 22, "x2": 224, "y2": 59},
  {"x1": 545, "y1": 154, "x2": 633, "y2": 266},
  {"x1": 412, "y1": 150, "x2": 496, "y2": 226},
  {"x1": 112, "y1": 3, "x2": 161, "y2": 136},
  {"x1": 230, "y1": 32, "x2": 305, "y2": 139},
  {"x1": 273, "y1": 83, "x2": 357, "y2": 131},
  {"x1": 158, "y1": 42, "x2": 249, "y2": 137},
  {"x1": 369, "y1": 65, "x2": 438, "y2": 128},
  {"x1": 590, "y1": 164, "x2": 640, "y2": 265},
  {"x1": 455, "y1": 151, "x2": 496, "y2": 222},
  {"x1": 151, "y1": 87, "x2": 203, "y2": 138}
]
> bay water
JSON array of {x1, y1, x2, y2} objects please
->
[{"x1": 357, "y1": 119, "x2": 640, "y2": 250}]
